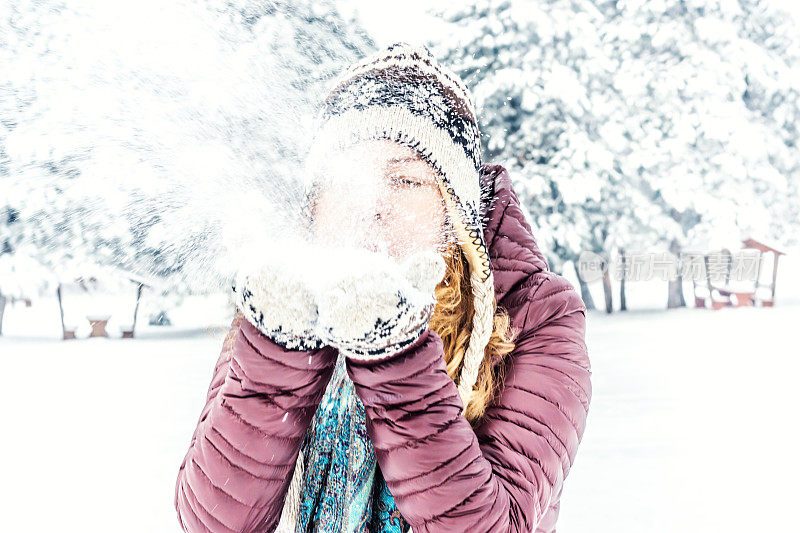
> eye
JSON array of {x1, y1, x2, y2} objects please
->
[{"x1": 390, "y1": 175, "x2": 424, "y2": 188}]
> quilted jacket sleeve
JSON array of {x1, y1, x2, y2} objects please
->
[
  {"x1": 174, "y1": 312, "x2": 338, "y2": 532},
  {"x1": 345, "y1": 273, "x2": 591, "y2": 533}
]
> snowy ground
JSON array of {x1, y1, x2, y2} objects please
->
[
  {"x1": 1, "y1": 269, "x2": 799, "y2": 532},
  {"x1": 560, "y1": 302, "x2": 800, "y2": 532},
  {"x1": 0, "y1": 296, "x2": 234, "y2": 532}
]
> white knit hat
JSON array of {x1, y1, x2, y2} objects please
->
[{"x1": 278, "y1": 42, "x2": 496, "y2": 532}]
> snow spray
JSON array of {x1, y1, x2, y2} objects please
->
[{"x1": 2, "y1": 0, "x2": 460, "y2": 296}]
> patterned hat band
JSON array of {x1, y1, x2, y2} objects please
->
[{"x1": 304, "y1": 42, "x2": 492, "y2": 283}]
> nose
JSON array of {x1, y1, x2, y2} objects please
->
[
  {"x1": 374, "y1": 190, "x2": 393, "y2": 222},
  {"x1": 367, "y1": 211, "x2": 386, "y2": 246},
  {"x1": 360, "y1": 205, "x2": 390, "y2": 253}
]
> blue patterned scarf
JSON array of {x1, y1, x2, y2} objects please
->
[{"x1": 295, "y1": 351, "x2": 411, "y2": 533}]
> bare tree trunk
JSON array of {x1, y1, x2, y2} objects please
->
[
  {"x1": 619, "y1": 248, "x2": 627, "y2": 311},
  {"x1": 602, "y1": 256, "x2": 613, "y2": 314},
  {"x1": 574, "y1": 262, "x2": 596, "y2": 311},
  {"x1": 667, "y1": 239, "x2": 687, "y2": 309},
  {"x1": 0, "y1": 292, "x2": 6, "y2": 336},
  {"x1": 599, "y1": 229, "x2": 613, "y2": 313}
]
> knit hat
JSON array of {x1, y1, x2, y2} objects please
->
[{"x1": 303, "y1": 42, "x2": 496, "y2": 410}]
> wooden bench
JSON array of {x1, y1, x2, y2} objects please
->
[{"x1": 691, "y1": 239, "x2": 785, "y2": 309}]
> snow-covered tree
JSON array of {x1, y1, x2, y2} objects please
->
[
  {"x1": 1, "y1": 0, "x2": 375, "y2": 306},
  {"x1": 430, "y1": 0, "x2": 800, "y2": 308}
]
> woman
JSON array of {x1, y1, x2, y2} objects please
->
[{"x1": 175, "y1": 43, "x2": 591, "y2": 533}]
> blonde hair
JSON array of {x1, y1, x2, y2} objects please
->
[{"x1": 430, "y1": 242, "x2": 520, "y2": 427}]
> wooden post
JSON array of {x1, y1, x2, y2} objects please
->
[
  {"x1": 123, "y1": 282, "x2": 144, "y2": 338},
  {"x1": 133, "y1": 282, "x2": 143, "y2": 330},
  {"x1": 57, "y1": 284, "x2": 64, "y2": 334},
  {"x1": 57, "y1": 284, "x2": 75, "y2": 340},
  {"x1": 722, "y1": 248, "x2": 733, "y2": 286},
  {"x1": 770, "y1": 253, "x2": 780, "y2": 305},
  {"x1": 753, "y1": 250, "x2": 763, "y2": 296}
]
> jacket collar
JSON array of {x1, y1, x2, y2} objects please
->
[{"x1": 479, "y1": 164, "x2": 549, "y2": 304}]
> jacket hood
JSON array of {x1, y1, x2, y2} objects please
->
[{"x1": 479, "y1": 163, "x2": 550, "y2": 304}]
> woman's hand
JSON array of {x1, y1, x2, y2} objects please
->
[
  {"x1": 231, "y1": 239, "x2": 324, "y2": 351},
  {"x1": 314, "y1": 247, "x2": 446, "y2": 361}
]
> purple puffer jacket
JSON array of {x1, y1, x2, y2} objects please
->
[{"x1": 174, "y1": 163, "x2": 592, "y2": 533}]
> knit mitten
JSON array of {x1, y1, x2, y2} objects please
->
[
  {"x1": 231, "y1": 240, "x2": 324, "y2": 351},
  {"x1": 314, "y1": 247, "x2": 447, "y2": 361}
]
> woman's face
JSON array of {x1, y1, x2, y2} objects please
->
[{"x1": 310, "y1": 138, "x2": 448, "y2": 259}]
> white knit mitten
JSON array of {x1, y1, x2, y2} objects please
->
[
  {"x1": 231, "y1": 240, "x2": 324, "y2": 351},
  {"x1": 314, "y1": 247, "x2": 446, "y2": 361}
]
